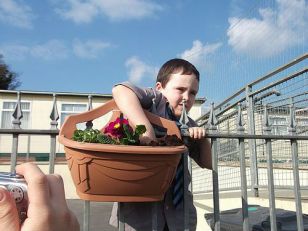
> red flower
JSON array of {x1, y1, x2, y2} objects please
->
[{"x1": 104, "y1": 117, "x2": 132, "y2": 139}]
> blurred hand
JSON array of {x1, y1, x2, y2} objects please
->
[
  {"x1": 139, "y1": 128, "x2": 157, "y2": 145},
  {"x1": 188, "y1": 127, "x2": 206, "y2": 139},
  {"x1": 0, "y1": 163, "x2": 80, "y2": 231}
]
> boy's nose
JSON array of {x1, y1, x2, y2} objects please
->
[
  {"x1": 182, "y1": 97, "x2": 190, "y2": 108},
  {"x1": 182, "y1": 92, "x2": 189, "y2": 101}
]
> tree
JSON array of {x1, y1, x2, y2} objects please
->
[{"x1": 0, "y1": 54, "x2": 21, "y2": 90}]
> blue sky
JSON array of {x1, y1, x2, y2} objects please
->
[{"x1": 0, "y1": 0, "x2": 307, "y2": 103}]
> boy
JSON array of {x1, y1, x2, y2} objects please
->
[{"x1": 109, "y1": 58, "x2": 212, "y2": 231}]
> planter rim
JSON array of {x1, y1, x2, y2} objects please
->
[{"x1": 59, "y1": 135, "x2": 187, "y2": 154}]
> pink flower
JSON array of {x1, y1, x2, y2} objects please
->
[{"x1": 104, "y1": 117, "x2": 132, "y2": 139}]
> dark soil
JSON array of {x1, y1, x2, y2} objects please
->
[{"x1": 148, "y1": 135, "x2": 184, "y2": 146}]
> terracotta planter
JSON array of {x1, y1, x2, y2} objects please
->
[{"x1": 58, "y1": 99, "x2": 187, "y2": 202}]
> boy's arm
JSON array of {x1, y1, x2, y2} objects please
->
[
  {"x1": 188, "y1": 127, "x2": 212, "y2": 169},
  {"x1": 195, "y1": 138, "x2": 212, "y2": 169},
  {"x1": 112, "y1": 85, "x2": 157, "y2": 143}
]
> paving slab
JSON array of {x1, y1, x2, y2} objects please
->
[{"x1": 67, "y1": 200, "x2": 118, "y2": 231}]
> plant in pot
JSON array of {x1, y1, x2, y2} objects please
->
[{"x1": 58, "y1": 99, "x2": 187, "y2": 202}]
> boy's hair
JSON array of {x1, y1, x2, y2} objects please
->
[{"x1": 156, "y1": 58, "x2": 200, "y2": 87}]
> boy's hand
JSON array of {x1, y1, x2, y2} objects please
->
[
  {"x1": 139, "y1": 129, "x2": 157, "y2": 145},
  {"x1": 188, "y1": 127, "x2": 206, "y2": 139}
]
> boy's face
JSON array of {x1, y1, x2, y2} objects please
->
[{"x1": 156, "y1": 72, "x2": 199, "y2": 118}]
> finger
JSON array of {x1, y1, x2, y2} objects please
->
[
  {"x1": 188, "y1": 128, "x2": 205, "y2": 139},
  {"x1": 189, "y1": 128, "x2": 194, "y2": 138},
  {"x1": 190, "y1": 128, "x2": 199, "y2": 139},
  {"x1": 0, "y1": 188, "x2": 20, "y2": 231},
  {"x1": 197, "y1": 129, "x2": 203, "y2": 139},
  {"x1": 140, "y1": 135, "x2": 156, "y2": 145},
  {"x1": 46, "y1": 175, "x2": 67, "y2": 206},
  {"x1": 16, "y1": 163, "x2": 50, "y2": 206},
  {"x1": 195, "y1": 129, "x2": 201, "y2": 139},
  {"x1": 198, "y1": 128, "x2": 206, "y2": 139}
]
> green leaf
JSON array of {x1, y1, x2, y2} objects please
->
[
  {"x1": 127, "y1": 139, "x2": 137, "y2": 145},
  {"x1": 97, "y1": 134, "x2": 116, "y2": 144},
  {"x1": 72, "y1": 121, "x2": 146, "y2": 145},
  {"x1": 72, "y1": 129, "x2": 84, "y2": 142},
  {"x1": 123, "y1": 124, "x2": 133, "y2": 140},
  {"x1": 134, "y1": 125, "x2": 146, "y2": 136},
  {"x1": 120, "y1": 138, "x2": 129, "y2": 145}
]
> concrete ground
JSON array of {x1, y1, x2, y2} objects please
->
[
  {"x1": 66, "y1": 200, "x2": 117, "y2": 231},
  {"x1": 194, "y1": 189, "x2": 308, "y2": 231}
]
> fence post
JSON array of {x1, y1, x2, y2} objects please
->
[
  {"x1": 288, "y1": 104, "x2": 304, "y2": 230},
  {"x1": 207, "y1": 102, "x2": 220, "y2": 231},
  {"x1": 49, "y1": 93, "x2": 59, "y2": 174},
  {"x1": 82, "y1": 95, "x2": 93, "y2": 231},
  {"x1": 26, "y1": 135, "x2": 31, "y2": 161},
  {"x1": 118, "y1": 202, "x2": 125, "y2": 231},
  {"x1": 151, "y1": 202, "x2": 158, "y2": 231},
  {"x1": 237, "y1": 103, "x2": 249, "y2": 231},
  {"x1": 11, "y1": 91, "x2": 23, "y2": 173},
  {"x1": 86, "y1": 95, "x2": 93, "y2": 129},
  {"x1": 179, "y1": 99, "x2": 190, "y2": 231},
  {"x1": 263, "y1": 104, "x2": 277, "y2": 231},
  {"x1": 245, "y1": 85, "x2": 259, "y2": 197},
  {"x1": 83, "y1": 201, "x2": 90, "y2": 231}
]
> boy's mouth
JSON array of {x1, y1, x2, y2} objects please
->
[{"x1": 178, "y1": 104, "x2": 188, "y2": 109}]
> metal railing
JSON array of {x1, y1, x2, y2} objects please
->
[
  {"x1": 0, "y1": 93, "x2": 59, "y2": 174},
  {"x1": 1, "y1": 90, "x2": 307, "y2": 231},
  {"x1": 194, "y1": 53, "x2": 308, "y2": 198},
  {"x1": 204, "y1": 102, "x2": 308, "y2": 231}
]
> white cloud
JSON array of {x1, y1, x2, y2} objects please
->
[
  {"x1": 227, "y1": 0, "x2": 308, "y2": 58},
  {"x1": 55, "y1": 0, "x2": 98, "y2": 23},
  {"x1": 125, "y1": 56, "x2": 157, "y2": 84},
  {"x1": 179, "y1": 40, "x2": 222, "y2": 67},
  {"x1": 55, "y1": 0, "x2": 163, "y2": 23},
  {"x1": 0, "y1": 44, "x2": 29, "y2": 60},
  {"x1": 31, "y1": 40, "x2": 69, "y2": 60},
  {"x1": 0, "y1": 39, "x2": 113, "y2": 61},
  {"x1": 0, "y1": 0, "x2": 35, "y2": 29},
  {"x1": 72, "y1": 39, "x2": 111, "y2": 58},
  {"x1": 0, "y1": 40, "x2": 69, "y2": 60},
  {"x1": 93, "y1": 0, "x2": 163, "y2": 21}
]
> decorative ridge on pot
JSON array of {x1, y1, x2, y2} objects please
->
[
  {"x1": 59, "y1": 140, "x2": 186, "y2": 154},
  {"x1": 59, "y1": 99, "x2": 187, "y2": 202}
]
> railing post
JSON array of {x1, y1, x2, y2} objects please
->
[
  {"x1": 245, "y1": 85, "x2": 259, "y2": 197},
  {"x1": 151, "y1": 202, "x2": 158, "y2": 231},
  {"x1": 207, "y1": 102, "x2": 220, "y2": 231},
  {"x1": 26, "y1": 135, "x2": 31, "y2": 161},
  {"x1": 179, "y1": 99, "x2": 190, "y2": 231},
  {"x1": 237, "y1": 103, "x2": 249, "y2": 231},
  {"x1": 288, "y1": 104, "x2": 304, "y2": 230},
  {"x1": 83, "y1": 95, "x2": 93, "y2": 231},
  {"x1": 83, "y1": 201, "x2": 90, "y2": 231},
  {"x1": 11, "y1": 91, "x2": 23, "y2": 173},
  {"x1": 263, "y1": 104, "x2": 277, "y2": 231},
  {"x1": 86, "y1": 95, "x2": 93, "y2": 129},
  {"x1": 49, "y1": 93, "x2": 59, "y2": 174},
  {"x1": 118, "y1": 202, "x2": 125, "y2": 231}
]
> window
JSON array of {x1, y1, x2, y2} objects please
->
[
  {"x1": 61, "y1": 103, "x2": 87, "y2": 129},
  {"x1": 269, "y1": 116, "x2": 288, "y2": 135},
  {"x1": 1, "y1": 102, "x2": 31, "y2": 129},
  {"x1": 297, "y1": 118, "x2": 308, "y2": 135}
]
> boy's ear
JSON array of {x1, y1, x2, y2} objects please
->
[{"x1": 155, "y1": 82, "x2": 163, "y2": 91}]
